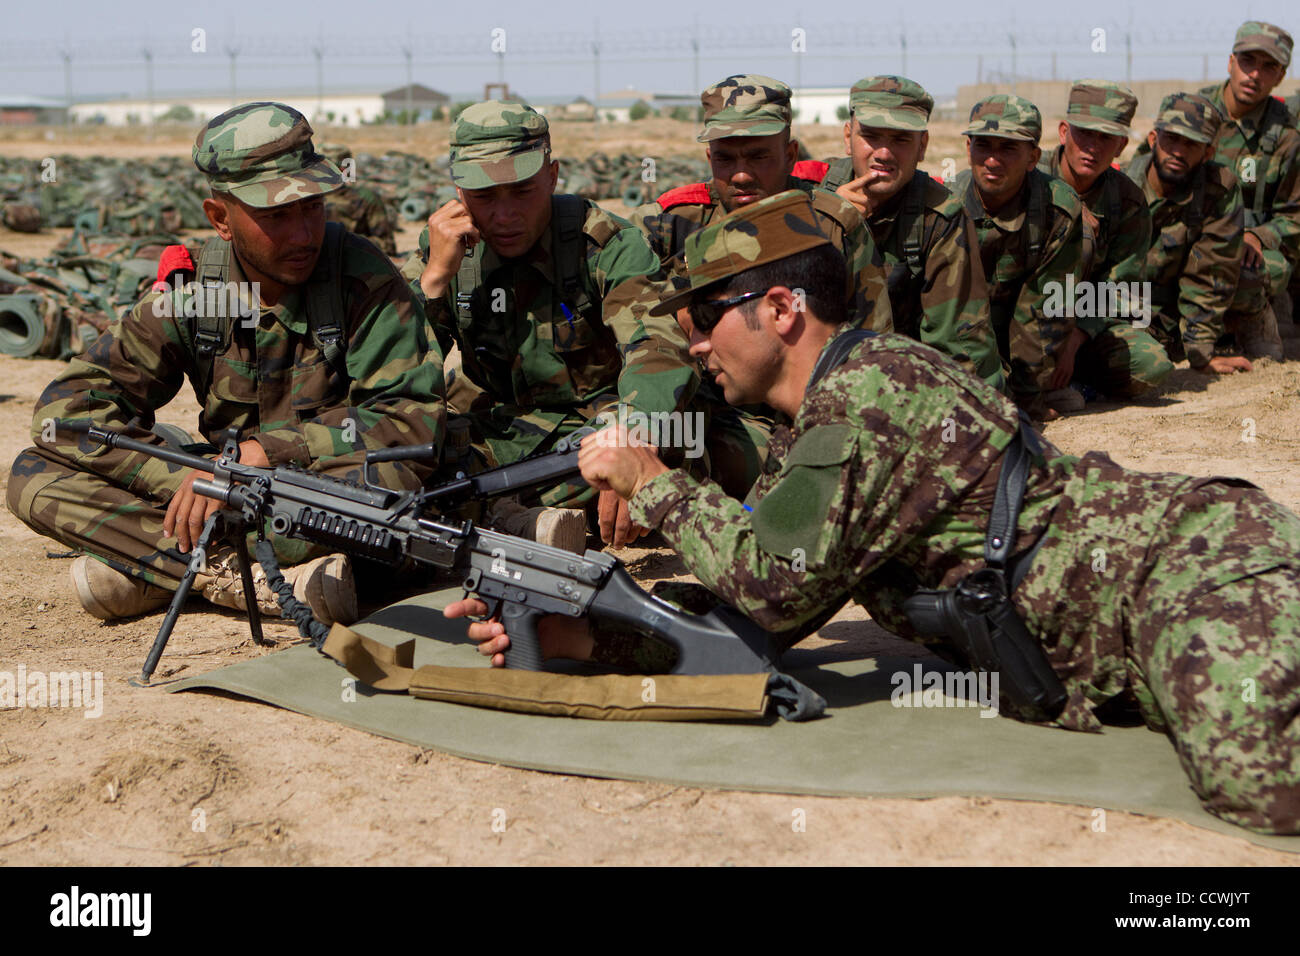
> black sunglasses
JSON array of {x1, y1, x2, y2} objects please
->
[{"x1": 688, "y1": 290, "x2": 764, "y2": 333}]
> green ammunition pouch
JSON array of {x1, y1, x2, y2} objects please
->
[{"x1": 901, "y1": 417, "x2": 1066, "y2": 722}]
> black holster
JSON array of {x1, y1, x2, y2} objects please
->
[{"x1": 903, "y1": 419, "x2": 1067, "y2": 722}]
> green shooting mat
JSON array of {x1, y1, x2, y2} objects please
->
[{"x1": 170, "y1": 588, "x2": 1300, "y2": 852}]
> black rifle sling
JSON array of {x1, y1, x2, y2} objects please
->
[
  {"x1": 900, "y1": 171, "x2": 929, "y2": 277},
  {"x1": 552, "y1": 194, "x2": 594, "y2": 319}
]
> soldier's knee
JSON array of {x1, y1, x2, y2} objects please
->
[{"x1": 6, "y1": 447, "x2": 50, "y2": 525}]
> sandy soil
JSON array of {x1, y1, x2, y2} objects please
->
[{"x1": 2, "y1": 129, "x2": 1299, "y2": 866}]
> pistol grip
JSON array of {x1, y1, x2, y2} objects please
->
[{"x1": 501, "y1": 602, "x2": 545, "y2": 671}]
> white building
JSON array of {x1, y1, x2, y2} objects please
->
[
  {"x1": 791, "y1": 88, "x2": 851, "y2": 125},
  {"x1": 67, "y1": 91, "x2": 386, "y2": 127}
]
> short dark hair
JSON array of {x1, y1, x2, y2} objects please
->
[{"x1": 713, "y1": 242, "x2": 848, "y2": 327}]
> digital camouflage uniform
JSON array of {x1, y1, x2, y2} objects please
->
[
  {"x1": 6, "y1": 103, "x2": 447, "y2": 590},
  {"x1": 1038, "y1": 80, "x2": 1172, "y2": 397},
  {"x1": 1199, "y1": 23, "x2": 1300, "y2": 309},
  {"x1": 820, "y1": 75, "x2": 1003, "y2": 390},
  {"x1": 957, "y1": 95, "x2": 1087, "y2": 417},
  {"x1": 319, "y1": 143, "x2": 399, "y2": 257},
  {"x1": 627, "y1": 191, "x2": 1300, "y2": 834},
  {"x1": 629, "y1": 74, "x2": 891, "y2": 498},
  {"x1": 400, "y1": 101, "x2": 696, "y2": 507},
  {"x1": 1125, "y1": 94, "x2": 1246, "y2": 368}
]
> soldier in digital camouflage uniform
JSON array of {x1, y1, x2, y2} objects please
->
[
  {"x1": 1037, "y1": 80, "x2": 1173, "y2": 399},
  {"x1": 400, "y1": 101, "x2": 697, "y2": 546},
  {"x1": 955, "y1": 95, "x2": 1088, "y2": 420},
  {"x1": 6, "y1": 102, "x2": 447, "y2": 624},
  {"x1": 1125, "y1": 94, "x2": 1257, "y2": 375},
  {"x1": 319, "y1": 142, "x2": 399, "y2": 257},
  {"x1": 458, "y1": 190, "x2": 1300, "y2": 835},
  {"x1": 629, "y1": 74, "x2": 892, "y2": 498},
  {"x1": 1199, "y1": 21, "x2": 1299, "y2": 353},
  {"x1": 821, "y1": 75, "x2": 1003, "y2": 390}
]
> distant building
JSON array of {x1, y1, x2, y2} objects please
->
[
  {"x1": 380, "y1": 84, "x2": 449, "y2": 121},
  {"x1": 0, "y1": 95, "x2": 67, "y2": 125}
]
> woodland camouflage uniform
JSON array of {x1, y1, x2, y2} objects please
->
[
  {"x1": 7, "y1": 102, "x2": 447, "y2": 589},
  {"x1": 400, "y1": 101, "x2": 697, "y2": 507},
  {"x1": 821, "y1": 75, "x2": 1003, "y2": 389},
  {"x1": 1125, "y1": 94, "x2": 1248, "y2": 367},
  {"x1": 956, "y1": 95, "x2": 1088, "y2": 418},
  {"x1": 1199, "y1": 22, "x2": 1300, "y2": 308},
  {"x1": 1037, "y1": 80, "x2": 1173, "y2": 397},
  {"x1": 626, "y1": 190, "x2": 1300, "y2": 835}
]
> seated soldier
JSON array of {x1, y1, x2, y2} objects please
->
[
  {"x1": 823, "y1": 74, "x2": 1003, "y2": 389},
  {"x1": 402, "y1": 101, "x2": 698, "y2": 548},
  {"x1": 954, "y1": 95, "x2": 1087, "y2": 420},
  {"x1": 1038, "y1": 80, "x2": 1173, "y2": 402},
  {"x1": 1125, "y1": 94, "x2": 1258, "y2": 375},
  {"x1": 1198, "y1": 21, "x2": 1298, "y2": 358},
  {"x1": 456, "y1": 190, "x2": 1300, "y2": 836},
  {"x1": 630, "y1": 73, "x2": 893, "y2": 497},
  {"x1": 7, "y1": 102, "x2": 447, "y2": 624}
]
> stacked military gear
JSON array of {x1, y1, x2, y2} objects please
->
[
  {"x1": 0, "y1": 232, "x2": 195, "y2": 359},
  {"x1": 0, "y1": 154, "x2": 209, "y2": 235}
]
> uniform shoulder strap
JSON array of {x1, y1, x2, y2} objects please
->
[
  {"x1": 455, "y1": 234, "x2": 484, "y2": 326},
  {"x1": 552, "y1": 194, "x2": 595, "y2": 318},
  {"x1": 1100, "y1": 169, "x2": 1122, "y2": 227},
  {"x1": 305, "y1": 221, "x2": 348, "y2": 379},
  {"x1": 191, "y1": 235, "x2": 235, "y2": 399},
  {"x1": 808, "y1": 329, "x2": 877, "y2": 389},
  {"x1": 1187, "y1": 165, "x2": 1207, "y2": 234},
  {"x1": 655, "y1": 182, "x2": 712, "y2": 210},
  {"x1": 1025, "y1": 171, "x2": 1048, "y2": 267},
  {"x1": 820, "y1": 157, "x2": 854, "y2": 191},
  {"x1": 900, "y1": 171, "x2": 929, "y2": 276}
]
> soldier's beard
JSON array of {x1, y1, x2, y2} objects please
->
[{"x1": 1152, "y1": 153, "x2": 1194, "y2": 187}]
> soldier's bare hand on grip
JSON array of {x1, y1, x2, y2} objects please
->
[
  {"x1": 419, "y1": 199, "x2": 481, "y2": 300},
  {"x1": 163, "y1": 439, "x2": 270, "y2": 553}
]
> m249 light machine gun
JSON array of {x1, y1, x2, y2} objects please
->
[{"x1": 58, "y1": 422, "x2": 822, "y2": 718}]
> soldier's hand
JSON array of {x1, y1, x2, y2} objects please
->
[
  {"x1": 579, "y1": 425, "x2": 668, "y2": 498},
  {"x1": 444, "y1": 596, "x2": 593, "y2": 667},
  {"x1": 1242, "y1": 232, "x2": 1265, "y2": 270},
  {"x1": 597, "y1": 489, "x2": 649, "y2": 548},
  {"x1": 163, "y1": 440, "x2": 269, "y2": 553},
  {"x1": 1048, "y1": 327, "x2": 1089, "y2": 390},
  {"x1": 420, "y1": 200, "x2": 481, "y2": 299},
  {"x1": 835, "y1": 172, "x2": 874, "y2": 217},
  {"x1": 1198, "y1": 356, "x2": 1254, "y2": 375},
  {"x1": 163, "y1": 470, "x2": 223, "y2": 554}
]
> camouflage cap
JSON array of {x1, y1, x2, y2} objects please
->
[
  {"x1": 1153, "y1": 92, "x2": 1221, "y2": 144},
  {"x1": 1066, "y1": 80, "x2": 1138, "y2": 137},
  {"x1": 962, "y1": 94, "x2": 1042, "y2": 142},
  {"x1": 649, "y1": 190, "x2": 831, "y2": 316},
  {"x1": 193, "y1": 101, "x2": 343, "y2": 208},
  {"x1": 848, "y1": 75, "x2": 934, "y2": 131},
  {"x1": 698, "y1": 74, "x2": 792, "y2": 142},
  {"x1": 450, "y1": 101, "x2": 551, "y2": 190},
  {"x1": 1233, "y1": 21, "x2": 1292, "y2": 68}
]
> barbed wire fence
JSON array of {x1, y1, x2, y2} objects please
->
[{"x1": 0, "y1": 19, "x2": 1267, "y2": 123}]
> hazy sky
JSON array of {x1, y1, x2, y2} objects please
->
[{"x1": 4, "y1": 0, "x2": 1298, "y2": 103}]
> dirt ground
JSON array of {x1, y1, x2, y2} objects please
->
[{"x1": 2, "y1": 128, "x2": 1299, "y2": 866}]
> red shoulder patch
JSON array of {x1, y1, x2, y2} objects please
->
[
  {"x1": 792, "y1": 160, "x2": 830, "y2": 183},
  {"x1": 656, "y1": 182, "x2": 712, "y2": 210}
]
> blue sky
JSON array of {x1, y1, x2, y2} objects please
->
[{"x1": 4, "y1": 0, "x2": 1297, "y2": 102}]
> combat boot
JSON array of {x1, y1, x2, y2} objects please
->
[
  {"x1": 1230, "y1": 304, "x2": 1284, "y2": 362},
  {"x1": 71, "y1": 555, "x2": 172, "y2": 621},
  {"x1": 197, "y1": 549, "x2": 359, "y2": 626},
  {"x1": 1043, "y1": 387, "x2": 1085, "y2": 414},
  {"x1": 487, "y1": 498, "x2": 588, "y2": 554}
]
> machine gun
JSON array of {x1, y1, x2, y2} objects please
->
[{"x1": 59, "y1": 422, "x2": 821, "y2": 718}]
